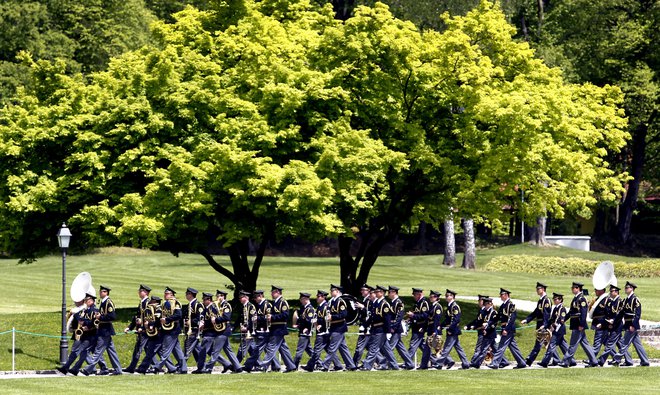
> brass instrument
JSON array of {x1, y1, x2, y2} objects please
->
[
  {"x1": 324, "y1": 310, "x2": 331, "y2": 333},
  {"x1": 484, "y1": 348, "x2": 494, "y2": 364},
  {"x1": 144, "y1": 305, "x2": 159, "y2": 337},
  {"x1": 243, "y1": 304, "x2": 254, "y2": 340},
  {"x1": 74, "y1": 321, "x2": 84, "y2": 341},
  {"x1": 266, "y1": 306, "x2": 272, "y2": 332},
  {"x1": 186, "y1": 302, "x2": 193, "y2": 336},
  {"x1": 292, "y1": 310, "x2": 299, "y2": 328},
  {"x1": 251, "y1": 310, "x2": 258, "y2": 336},
  {"x1": 426, "y1": 333, "x2": 444, "y2": 357},
  {"x1": 402, "y1": 316, "x2": 411, "y2": 336},
  {"x1": 161, "y1": 299, "x2": 175, "y2": 331},
  {"x1": 535, "y1": 328, "x2": 552, "y2": 349},
  {"x1": 93, "y1": 318, "x2": 100, "y2": 328},
  {"x1": 209, "y1": 303, "x2": 226, "y2": 332}
]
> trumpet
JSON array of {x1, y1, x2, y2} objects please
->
[{"x1": 325, "y1": 311, "x2": 331, "y2": 332}]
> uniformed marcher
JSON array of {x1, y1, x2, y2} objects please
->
[
  {"x1": 152, "y1": 287, "x2": 187, "y2": 373},
  {"x1": 419, "y1": 290, "x2": 443, "y2": 369},
  {"x1": 208, "y1": 290, "x2": 242, "y2": 373},
  {"x1": 303, "y1": 290, "x2": 331, "y2": 372},
  {"x1": 81, "y1": 285, "x2": 123, "y2": 375},
  {"x1": 613, "y1": 281, "x2": 649, "y2": 366},
  {"x1": 257, "y1": 285, "x2": 297, "y2": 372},
  {"x1": 539, "y1": 293, "x2": 569, "y2": 367},
  {"x1": 68, "y1": 293, "x2": 101, "y2": 375},
  {"x1": 243, "y1": 290, "x2": 274, "y2": 372},
  {"x1": 560, "y1": 282, "x2": 598, "y2": 367},
  {"x1": 361, "y1": 285, "x2": 398, "y2": 370},
  {"x1": 322, "y1": 284, "x2": 358, "y2": 371},
  {"x1": 293, "y1": 292, "x2": 315, "y2": 368},
  {"x1": 57, "y1": 299, "x2": 108, "y2": 375},
  {"x1": 488, "y1": 288, "x2": 527, "y2": 369},
  {"x1": 386, "y1": 286, "x2": 415, "y2": 369},
  {"x1": 352, "y1": 284, "x2": 373, "y2": 366},
  {"x1": 597, "y1": 285, "x2": 626, "y2": 365},
  {"x1": 433, "y1": 289, "x2": 469, "y2": 370},
  {"x1": 470, "y1": 297, "x2": 499, "y2": 368},
  {"x1": 464, "y1": 294, "x2": 488, "y2": 367},
  {"x1": 193, "y1": 292, "x2": 219, "y2": 373},
  {"x1": 406, "y1": 288, "x2": 430, "y2": 362},
  {"x1": 136, "y1": 296, "x2": 164, "y2": 374},
  {"x1": 590, "y1": 287, "x2": 610, "y2": 356},
  {"x1": 236, "y1": 290, "x2": 256, "y2": 362},
  {"x1": 123, "y1": 284, "x2": 153, "y2": 373},
  {"x1": 520, "y1": 282, "x2": 552, "y2": 366},
  {"x1": 183, "y1": 287, "x2": 204, "y2": 363}
]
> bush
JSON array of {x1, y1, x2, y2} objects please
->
[{"x1": 485, "y1": 255, "x2": 660, "y2": 278}]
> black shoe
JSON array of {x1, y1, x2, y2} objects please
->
[
  {"x1": 621, "y1": 362, "x2": 634, "y2": 367},
  {"x1": 109, "y1": 371, "x2": 122, "y2": 376},
  {"x1": 611, "y1": 360, "x2": 620, "y2": 366},
  {"x1": 640, "y1": 363, "x2": 650, "y2": 367},
  {"x1": 486, "y1": 364, "x2": 498, "y2": 370},
  {"x1": 283, "y1": 368, "x2": 296, "y2": 373},
  {"x1": 597, "y1": 359, "x2": 605, "y2": 367},
  {"x1": 97, "y1": 370, "x2": 110, "y2": 376},
  {"x1": 525, "y1": 359, "x2": 533, "y2": 366},
  {"x1": 445, "y1": 361, "x2": 455, "y2": 370},
  {"x1": 558, "y1": 363, "x2": 569, "y2": 368},
  {"x1": 233, "y1": 368, "x2": 244, "y2": 373},
  {"x1": 191, "y1": 369, "x2": 203, "y2": 374},
  {"x1": 513, "y1": 364, "x2": 526, "y2": 369},
  {"x1": 122, "y1": 368, "x2": 135, "y2": 374},
  {"x1": 469, "y1": 364, "x2": 480, "y2": 369},
  {"x1": 175, "y1": 370, "x2": 188, "y2": 374},
  {"x1": 538, "y1": 363, "x2": 548, "y2": 368},
  {"x1": 222, "y1": 365, "x2": 231, "y2": 373},
  {"x1": 460, "y1": 365, "x2": 470, "y2": 370},
  {"x1": 68, "y1": 369, "x2": 79, "y2": 376},
  {"x1": 80, "y1": 369, "x2": 92, "y2": 376},
  {"x1": 358, "y1": 367, "x2": 372, "y2": 371},
  {"x1": 584, "y1": 364, "x2": 597, "y2": 368},
  {"x1": 135, "y1": 369, "x2": 147, "y2": 375},
  {"x1": 348, "y1": 366, "x2": 359, "y2": 371},
  {"x1": 56, "y1": 367, "x2": 67, "y2": 375},
  {"x1": 499, "y1": 363, "x2": 510, "y2": 368}
]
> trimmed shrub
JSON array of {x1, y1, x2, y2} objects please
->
[{"x1": 485, "y1": 255, "x2": 660, "y2": 278}]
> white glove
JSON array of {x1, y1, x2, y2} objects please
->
[
  {"x1": 386, "y1": 333, "x2": 392, "y2": 341},
  {"x1": 521, "y1": 320, "x2": 527, "y2": 325}
]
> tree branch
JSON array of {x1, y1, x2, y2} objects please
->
[{"x1": 198, "y1": 249, "x2": 238, "y2": 285}]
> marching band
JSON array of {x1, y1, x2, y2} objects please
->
[{"x1": 55, "y1": 277, "x2": 651, "y2": 375}]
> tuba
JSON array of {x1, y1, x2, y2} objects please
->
[
  {"x1": 426, "y1": 333, "x2": 444, "y2": 357},
  {"x1": 589, "y1": 261, "x2": 618, "y2": 319}
]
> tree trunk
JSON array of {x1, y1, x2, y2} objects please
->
[
  {"x1": 461, "y1": 218, "x2": 476, "y2": 269},
  {"x1": 443, "y1": 219, "x2": 456, "y2": 267},
  {"x1": 198, "y1": 237, "x2": 268, "y2": 301},
  {"x1": 417, "y1": 221, "x2": 428, "y2": 253},
  {"x1": 331, "y1": 0, "x2": 356, "y2": 21},
  {"x1": 618, "y1": 112, "x2": 654, "y2": 244},
  {"x1": 529, "y1": 216, "x2": 548, "y2": 245}
]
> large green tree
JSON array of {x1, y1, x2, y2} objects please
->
[{"x1": 0, "y1": 0, "x2": 628, "y2": 294}]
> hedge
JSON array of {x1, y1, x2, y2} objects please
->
[{"x1": 485, "y1": 255, "x2": 660, "y2": 278}]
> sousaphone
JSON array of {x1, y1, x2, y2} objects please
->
[
  {"x1": 588, "y1": 261, "x2": 617, "y2": 319},
  {"x1": 70, "y1": 272, "x2": 95, "y2": 302}
]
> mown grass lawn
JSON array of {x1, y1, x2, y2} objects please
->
[
  {"x1": 1, "y1": 245, "x2": 658, "y2": 374},
  {"x1": 2, "y1": 367, "x2": 660, "y2": 395}
]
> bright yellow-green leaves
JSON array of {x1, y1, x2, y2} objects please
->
[{"x1": 0, "y1": 0, "x2": 628, "y2": 259}]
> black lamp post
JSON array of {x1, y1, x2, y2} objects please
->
[{"x1": 57, "y1": 223, "x2": 72, "y2": 366}]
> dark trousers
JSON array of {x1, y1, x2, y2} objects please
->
[
  {"x1": 137, "y1": 336, "x2": 162, "y2": 372},
  {"x1": 125, "y1": 333, "x2": 149, "y2": 371},
  {"x1": 184, "y1": 333, "x2": 201, "y2": 363},
  {"x1": 563, "y1": 329, "x2": 597, "y2": 365},
  {"x1": 323, "y1": 332, "x2": 356, "y2": 370},
  {"x1": 389, "y1": 333, "x2": 414, "y2": 369},
  {"x1": 260, "y1": 334, "x2": 296, "y2": 371},
  {"x1": 294, "y1": 335, "x2": 313, "y2": 367},
  {"x1": 64, "y1": 338, "x2": 107, "y2": 372},
  {"x1": 592, "y1": 328, "x2": 608, "y2": 355},
  {"x1": 353, "y1": 334, "x2": 369, "y2": 365},
  {"x1": 243, "y1": 333, "x2": 269, "y2": 371},
  {"x1": 435, "y1": 334, "x2": 468, "y2": 368},
  {"x1": 154, "y1": 332, "x2": 187, "y2": 372},
  {"x1": 540, "y1": 332, "x2": 568, "y2": 365},
  {"x1": 363, "y1": 333, "x2": 398, "y2": 370},
  {"x1": 615, "y1": 329, "x2": 649, "y2": 365},
  {"x1": 492, "y1": 331, "x2": 526, "y2": 367},
  {"x1": 83, "y1": 334, "x2": 122, "y2": 373},
  {"x1": 407, "y1": 331, "x2": 425, "y2": 363}
]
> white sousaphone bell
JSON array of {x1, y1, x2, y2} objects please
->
[
  {"x1": 588, "y1": 261, "x2": 617, "y2": 320},
  {"x1": 71, "y1": 271, "x2": 96, "y2": 303}
]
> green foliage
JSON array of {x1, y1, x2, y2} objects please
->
[
  {"x1": 486, "y1": 255, "x2": 660, "y2": 278},
  {"x1": 0, "y1": 1, "x2": 630, "y2": 285},
  {"x1": 0, "y1": 0, "x2": 154, "y2": 103}
]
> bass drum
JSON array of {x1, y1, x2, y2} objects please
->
[{"x1": 341, "y1": 294, "x2": 360, "y2": 325}]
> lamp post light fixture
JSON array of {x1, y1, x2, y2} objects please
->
[{"x1": 57, "y1": 223, "x2": 72, "y2": 366}]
